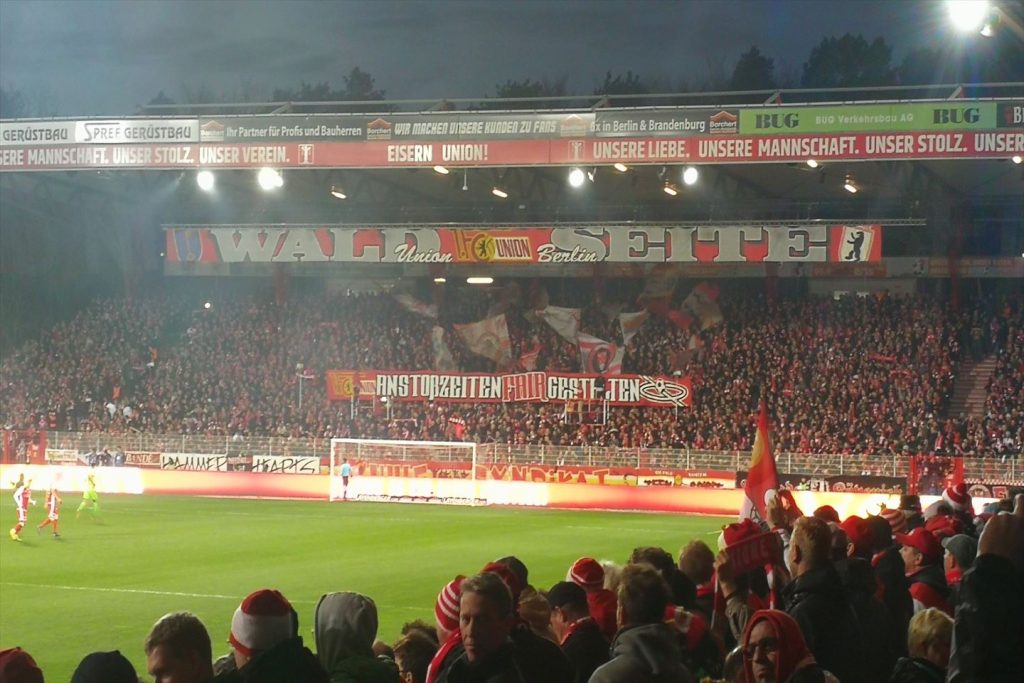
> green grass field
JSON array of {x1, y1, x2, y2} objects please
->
[{"x1": 0, "y1": 494, "x2": 729, "y2": 680}]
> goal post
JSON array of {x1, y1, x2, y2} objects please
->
[{"x1": 329, "y1": 438, "x2": 479, "y2": 504}]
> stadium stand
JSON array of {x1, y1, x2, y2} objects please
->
[{"x1": 1, "y1": 283, "x2": 1020, "y2": 459}]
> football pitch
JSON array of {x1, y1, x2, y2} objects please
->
[{"x1": 0, "y1": 494, "x2": 730, "y2": 680}]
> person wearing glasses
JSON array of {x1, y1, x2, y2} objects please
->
[{"x1": 740, "y1": 610, "x2": 838, "y2": 683}]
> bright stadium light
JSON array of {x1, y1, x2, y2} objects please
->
[
  {"x1": 614, "y1": 162, "x2": 629, "y2": 172},
  {"x1": 568, "y1": 167, "x2": 586, "y2": 188},
  {"x1": 1012, "y1": 155, "x2": 1023, "y2": 164},
  {"x1": 806, "y1": 159, "x2": 820, "y2": 169},
  {"x1": 491, "y1": 187, "x2": 508, "y2": 198},
  {"x1": 433, "y1": 165, "x2": 450, "y2": 174},
  {"x1": 843, "y1": 175, "x2": 859, "y2": 193},
  {"x1": 947, "y1": 1, "x2": 990, "y2": 32},
  {"x1": 257, "y1": 168, "x2": 283, "y2": 191},
  {"x1": 204, "y1": 301, "x2": 212, "y2": 310},
  {"x1": 433, "y1": 277, "x2": 447, "y2": 283},
  {"x1": 682, "y1": 166, "x2": 699, "y2": 185},
  {"x1": 662, "y1": 182, "x2": 679, "y2": 196},
  {"x1": 196, "y1": 170, "x2": 215, "y2": 191},
  {"x1": 330, "y1": 185, "x2": 347, "y2": 200},
  {"x1": 467, "y1": 276, "x2": 494, "y2": 285}
]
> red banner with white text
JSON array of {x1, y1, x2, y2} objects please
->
[{"x1": 325, "y1": 369, "x2": 692, "y2": 407}]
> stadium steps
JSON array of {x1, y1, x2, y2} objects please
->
[{"x1": 948, "y1": 355, "x2": 998, "y2": 418}]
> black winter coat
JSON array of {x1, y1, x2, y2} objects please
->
[
  {"x1": 947, "y1": 555, "x2": 1024, "y2": 683},
  {"x1": 888, "y1": 657, "x2": 945, "y2": 683},
  {"x1": 212, "y1": 637, "x2": 329, "y2": 683},
  {"x1": 781, "y1": 565, "x2": 865, "y2": 683},
  {"x1": 561, "y1": 619, "x2": 609, "y2": 683},
  {"x1": 836, "y1": 557, "x2": 900, "y2": 682}
]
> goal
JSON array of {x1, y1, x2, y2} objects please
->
[{"x1": 329, "y1": 438, "x2": 479, "y2": 504}]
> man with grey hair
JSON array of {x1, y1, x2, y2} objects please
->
[
  {"x1": 589, "y1": 563, "x2": 695, "y2": 683},
  {"x1": 145, "y1": 611, "x2": 215, "y2": 683},
  {"x1": 437, "y1": 572, "x2": 569, "y2": 683}
]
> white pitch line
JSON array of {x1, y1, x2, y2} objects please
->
[{"x1": 0, "y1": 582, "x2": 423, "y2": 611}]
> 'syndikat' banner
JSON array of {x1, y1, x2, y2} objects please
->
[
  {"x1": 325, "y1": 370, "x2": 693, "y2": 407},
  {"x1": 163, "y1": 225, "x2": 882, "y2": 265},
  {"x1": 2, "y1": 131, "x2": 1021, "y2": 171},
  {"x1": 358, "y1": 459, "x2": 732, "y2": 487}
]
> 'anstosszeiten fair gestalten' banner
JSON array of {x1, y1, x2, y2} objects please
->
[{"x1": 324, "y1": 370, "x2": 692, "y2": 408}]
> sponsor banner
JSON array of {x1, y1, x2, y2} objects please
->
[
  {"x1": 160, "y1": 452, "x2": 229, "y2": 472},
  {"x1": 201, "y1": 112, "x2": 590, "y2": 143},
  {"x1": 324, "y1": 369, "x2": 693, "y2": 407},
  {"x1": 4, "y1": 130, "x2": 1022, "y2": 171},
  {"x1": 125, "y1": 451, "x2": 162, "y2": 467},
  {"x1": 163, "y1": 225, "x2": 882, "y2": 265},
  {"x1": 251, "y1": 455, "x2": 320, "y2": 475},
  {"x1": 44, "y1": 448, "x2": 80, "y2": 464},
  {"x1": 0, "y1": 121, "x2": 76, "y2": 146},
  {"x1": 739, "y1": 102, "x2": 998, "y2": 135},
  {"x1": 73, "y1": 119, "x2": 200, "y2": 144},
  {"x1": 997, "y1": 102, "x2": 1024, "y2": 128},
  {"x1": 736, "y1": 471, "x2": 906, "y2": 494},
  {"x1": 593, "y1": 109, "x2": 738, "y2": 138}
]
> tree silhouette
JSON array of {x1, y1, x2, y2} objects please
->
[
  {"x1": 801, "y1": 34, "x2": 896, "y2": 88},
  {"x1": 730, "y1": 46, "x2": 777, "y2": 90}
]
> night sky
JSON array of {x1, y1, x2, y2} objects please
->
[{"x1": 0, "y1": 0, "x2": 968, "y2": 116}]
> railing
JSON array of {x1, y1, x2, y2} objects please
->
[{"x1": 44, "y1": 432, "x2": 1021, "y2": 481}]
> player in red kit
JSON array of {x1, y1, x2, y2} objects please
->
[
  {"x1": 9, "y1": 479, "x2": 35, "y2": 542},
  {"x1": 36, "y1": 487, "x2": 61, "y2": 538}
]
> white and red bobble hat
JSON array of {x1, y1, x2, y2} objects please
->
[
  {"x1": 229, "y1": 589, "x2": 293, "y2": 657},
  {"x1": 942, "y1": 483, "x2": 971, "y2": 513},
  {"x1": 434, "y1": 575, "x2": 465, "y2": 633},
  {"x1": 568, "y1": 557, "x2": 604, "y2": 591}
]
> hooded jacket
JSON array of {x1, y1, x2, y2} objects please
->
[
  {"x1": 781, "y1": 565, "x2": 865, "y2": 683},
  {"x1": 588, "y1": 623, "x2": 696, "y2": 683},
  {"x1": 314, "y1": 592, "x2": 399, "y2": 683}
]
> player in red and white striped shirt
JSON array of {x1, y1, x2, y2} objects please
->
[
  {"x1": 36, "y1": 487, "x2": 62, "y2": 538},
  {"x1": 9, "y1": 479, "x2": 35, "y2": 542}
]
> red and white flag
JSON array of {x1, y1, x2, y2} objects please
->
[
  {"x1": 394, "y1": 293, "x2": 438, "y2": 319},
  {"x1": 454, "y1": 314, "x2": 512, "y2": 367},
  {"x1": 740, "y1": 401, "x2": 780, "y2": 523},
  {"x1": 448, "y1": 415, "x2": 467, "y2": 440},
  {"x1": 578, "y1": 334, "x2": 624, "y2": 376},
  {"x1": 618, "y1": 310, "x2": 650, "y2": 346},
  {"x1": 536, "y1": 306, "x2": 581, "y2": 343}
]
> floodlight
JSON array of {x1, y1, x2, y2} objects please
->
[
  {"x1": 467, "y1": 276, "x2": 494, "y2": 284},
  {"x1": 568, "y1": 167, "x2": 586, "y2": 188},
  {"x1": 258, "y1": 168, "x2": 283, "y2": 190},
  {"x1": 806, "y1": 159, "x2": 819, "y2": 169},
  {"x1": 663, "y1": 182, "x2": 679, "y2": 196},
  {"x1": 682, "y1": 166, "x2": 699, "y2": 185},
  {"x1": 433, "y1": 165, "x2": 450, "y2": 174},
  {"x1": 491, "y1": 187, "x2": 508, "y2": 198},
  {"x1": 196, "y1": 170, "x2": 215, "y2": 191},
  {"x1": 330, "y1": 185, "x2": 347, "y2": 200},
  {"x1": 947, "y1": 1, "x2": 990, "y2": 32},
  {"x1": 614, "y1": 162, "x2": 629, "y2": 172},
  {"x1": 843, "y1": 175, "x2": 859, "y2": 193}
]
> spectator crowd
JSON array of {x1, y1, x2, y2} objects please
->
[
  {"x1": 3, "y1": 487, "x2": 1022, "y2": 683},
  {"x1": 0, "y1": 281, "x2": 1021, "y2": 459}
]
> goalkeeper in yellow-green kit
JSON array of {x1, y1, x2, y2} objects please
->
[{"x1": 76, "y1": 472, "x2": 99, "y2": 518}]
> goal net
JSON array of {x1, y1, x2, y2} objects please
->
[{"x1": 329, "y1": 438, "x2": 479, "y2": 505}]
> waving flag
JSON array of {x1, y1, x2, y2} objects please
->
[
  {"x1": 619, "y1": 310, "x2": 650, "y2": 346},
  {"x1": 454, "y1": 314, "x2": 512, "y2": 367},
  {"x1": 394, "y1": 293, "x2": 438, "y2": 319},
  {"x1": 578, "y1": 334, "x2": 624, "y2": 376},
  {"x1": 536, "y1": 306, "x2": 581, "y2": 343},
  {"x1": 431, "y1": 326, "x2": 457, "y2": 371},
  {"x1": 681, "y1": 281, "x2": 724, "y2": 330},
  {"x1": 740, "y1": 401, "x2": 780, "y2": 522}
]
